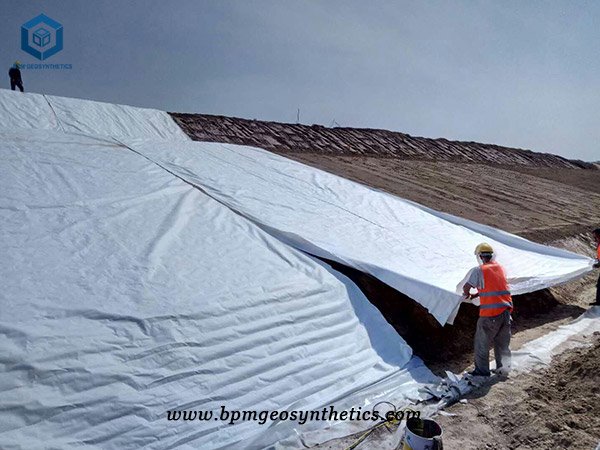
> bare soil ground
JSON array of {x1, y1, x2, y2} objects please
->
[
  {"x1": 437, "y1": 336, "x2": 600, "y2": 450},
  {"x1": 312, "y1": 334, "x2": 600, "y2": 450},
  {"x1": 512, "y1": 166, "x2": 600, "y2": 195}
]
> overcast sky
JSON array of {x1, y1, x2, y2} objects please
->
[{"x1": 2, "y1": 1, "x2": 599, "y2": 161}]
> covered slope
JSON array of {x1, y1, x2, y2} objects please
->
[
  {"x1": 0, "y1": 90, "x2": 435, "y2": 449},
  {"x1": 171, "y1": 113, "x2": 600, "y2": 243},
  {"x1": 0, "y1": 89, "x2": 594, "y2": 448},
  {"x1": 121, "y1": 139, "x2": 594, "y2": 325},
  {"x1": 0, "y1": 91, "x2": 189, "y2": 140},
  {"x1": 282, "y1": 155, "x2": 600, "y2": 243}
]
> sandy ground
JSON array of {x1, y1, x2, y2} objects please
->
[
  {"x1": 434, "y1": 281, "x2": 600, "y2": 450},
  {"x1": 312, "y1": 338, "x2": 600, "y2": 450},
  {"x1": 437, "y1": 336, "x2": 600, "y2": 450}
]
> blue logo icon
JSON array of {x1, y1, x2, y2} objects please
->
[{"x1": 21, "y1": 14, "x2": 63, "y2": 61}]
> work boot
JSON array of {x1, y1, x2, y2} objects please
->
[
  {"x1": 492, "y1": 367, "x2": 510, "y2": 377},
  {"x1": 467, "y1": 369, "x2": 490, "y2": 377}
]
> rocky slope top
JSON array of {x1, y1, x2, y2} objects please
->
[{"x1": 171, "y1": 113, "x2": 594, "y2": 169}]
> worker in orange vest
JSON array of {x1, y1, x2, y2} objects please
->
[
  {"x1": 461, "y1": 243, "x2": 513, "y2": 377},
  {"x1": 590, "y1": 228, "x2": 600, "y2": 306}
]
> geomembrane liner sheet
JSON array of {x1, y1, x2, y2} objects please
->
[
  {"x1": 121, "y1": 139, "x2": 594, "y2": 325},
  {"x1": 0, "y1": 89, "x2": 593, "y2": 448},
  {"x1": 0, "y1": 127, "x2": 433, "y2": 449}
]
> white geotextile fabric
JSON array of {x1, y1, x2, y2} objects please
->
[
  {"x1": 118, "y1": 139, "x2": 594, "y2": 325},
  {"x1": 511, "y1": 306, "x2": 600, "y2": 371},
  {"x1": 0, "y1": 89, "x2": 189, "y2": 141},
  {"x1": 0, "y1": 89, "x2": 594, "y2": 448},
  {"x1": 0, "y1": 88, "x2": 592, "y2": 326},
  {"x1": 0, "y1": 127, "x2": 437, "y2": 449}
]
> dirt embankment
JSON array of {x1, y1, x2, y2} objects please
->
[
  {"x1": 329, "y1": 258, "x2": 593, "y2": 375},
  {"x1": 510, "y1": 166, "x2": 600, "y2": 195},
  {"x1": 170, "y1": 113, "x2": 593, "y2": 169}
]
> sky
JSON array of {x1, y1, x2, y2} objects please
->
[{"x1": 1, "y1": 1, "x2": 599, "y2": 161}]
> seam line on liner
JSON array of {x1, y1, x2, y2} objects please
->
[
  {"x1": 42, "y1": 95, "x2": 66, "y2": 134},
  {"x1": 109, "y1": 138, "x2": 479, "y2": 325},
  {"x1": 213, "y1": 142, "x2": 389, "y2": 230},
  {"x1": 110, "y1": 137, "x2": 325, "y2": 273}
]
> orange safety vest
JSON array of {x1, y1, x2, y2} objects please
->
[{"x1": 478, "y1": 261, "x2": 513, "y2": 317}]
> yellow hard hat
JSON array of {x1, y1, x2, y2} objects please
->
[
  {"x1": 475, "y1": 242, "x2": 494, "y2": 254},
  {"x1": 14, "y1": 61, "x2": 21, "y2": 67}
]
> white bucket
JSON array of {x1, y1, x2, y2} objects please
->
[{"x1": 402, "y1": 418, "x2": 443, "y2": 450}]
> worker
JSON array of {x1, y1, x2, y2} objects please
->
[
  {"x1": 461, "y1": 243, "x2": 513, "y2": 377},
  {"x1": 8, "y1": 61, "x2": 24, "y2": 92},
  {"x1": 590, "y1": 228, "x2": 600, "y2": 306}
]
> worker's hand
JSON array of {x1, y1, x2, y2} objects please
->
[{"x1": 462, "y1": 293, "x2": 480, "y2": 306}]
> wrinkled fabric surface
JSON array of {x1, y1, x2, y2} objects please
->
[
  {"x1": 119, "y1": 139, "x2": 593, "y2": 324},
  {"x1": 0, "y1": 88, "x2": 592, "y2": 326},
  {"x1": 0, "y1": 88, "x2": 593, "y2": 448},
  {"x1": 0, "y1": 90, "x2": 437, "y2": 449}
]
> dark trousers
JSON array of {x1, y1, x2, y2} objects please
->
[
  {"x1": 596, "y1": 273, "x2": 600, "y2": 304},
  {"x1": 474, "y1": 309, "x2": 512, "y2": 374},
  {"x1": 10, "y1": 79, "x2": 24, "y2": 92}
]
